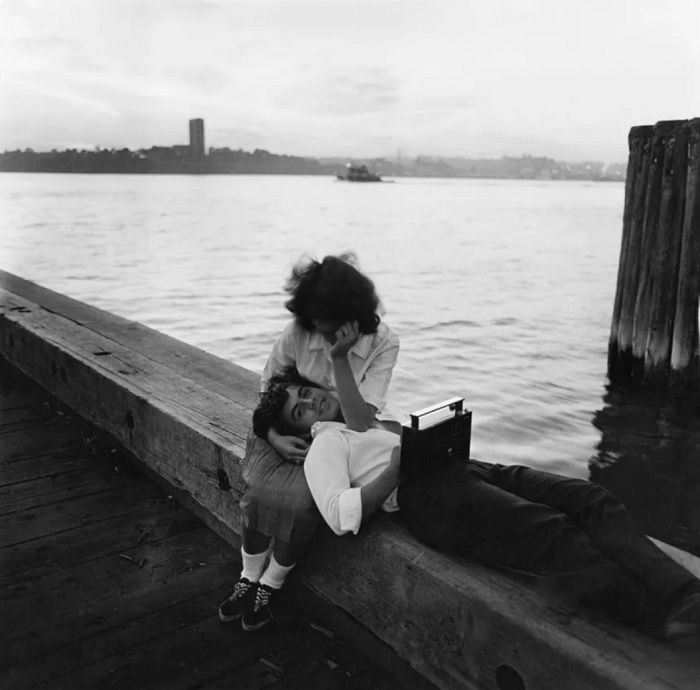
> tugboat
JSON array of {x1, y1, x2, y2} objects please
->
[{"x1": 336, "y1": 163, "x2": 382, "y2": 182}]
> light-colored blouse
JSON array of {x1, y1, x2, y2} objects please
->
[{"x1": 261, "y1": 320, "x2": 399, "y2": 414}]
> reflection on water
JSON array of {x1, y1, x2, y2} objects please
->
[{"x1": 590, "y1": 385, "x2": 700, "y2": 556}]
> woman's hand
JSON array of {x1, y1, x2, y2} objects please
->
[
  {"x1": 269, "y1": 434, "x2": 309, "y2": 465},
  {"x1": 330, "y1": 321, "x2": 360, "y2": 360}
]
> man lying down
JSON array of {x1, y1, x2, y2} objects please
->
[{"x1": 252, "y1": 370, "x2": 700, "y2": 640}]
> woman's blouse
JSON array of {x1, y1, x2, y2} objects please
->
[{"x1": 261, "y1": 320, "x2": 399, "y2": 414}]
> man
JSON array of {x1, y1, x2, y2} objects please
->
[{"x1": 251, "y1": 373, "x2": 700, "y2": 640}]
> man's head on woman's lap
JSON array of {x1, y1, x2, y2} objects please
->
[{"x1": 253, "y1": 369, "x2": 341, "y2": 439}]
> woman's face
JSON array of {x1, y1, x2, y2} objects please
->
[{"x1": 311, "y1": 318, "x2": 343, "y2": 344}]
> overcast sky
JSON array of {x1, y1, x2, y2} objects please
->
[{"x1": 2, "y1": 0, "x2": 699, "y2": 162}]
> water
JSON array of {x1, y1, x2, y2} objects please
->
[{"x1": 2, "y1": 172, "x2": 699, "y2": 553}]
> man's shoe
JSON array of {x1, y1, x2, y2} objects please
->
[
  {"x1": 218, "y1": 578, "x2": 257, "y2": 623},
  {"x1": 662, "y1": 592, "x2": 700, "y2": 640},
  {"x1": 241, "y1": 583, "x2": 276, "y2": 631}
]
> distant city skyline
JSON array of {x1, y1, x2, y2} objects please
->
[{"x1": 2, "y1": 0, "x2": 699, "y2": 163}]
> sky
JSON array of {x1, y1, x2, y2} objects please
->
[{"x1": 1, "y1": 0, "x2": 699, "y2": 163}]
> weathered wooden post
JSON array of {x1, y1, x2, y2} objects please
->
[
  {"x1": 671, "y1": 120, "x2": 700, "y2": 389},
  {"x1": 608, "y1": 118, "x2": 700, "y2": 392}
]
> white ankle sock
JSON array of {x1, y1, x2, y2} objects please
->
[
  {"x1": 259, "y1": 554, "x2": 295, "y2": 590},
  {"x1": 240, "y1": 547, "x2": 269, "y2": 583}
]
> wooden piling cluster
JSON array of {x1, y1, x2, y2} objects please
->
[{"x1": 609, "y1": 118, "x2": 700, "y2": 391}]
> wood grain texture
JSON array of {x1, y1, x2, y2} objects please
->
[{"x1": 3, "y1": 273, "x2": 700, "y2": 689}]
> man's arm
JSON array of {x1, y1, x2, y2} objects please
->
[
  {"x1": 304, "y1": 430, "x2": 400, "y2": 535},
  {"x1": 360, "y1": 445, "x2": 401, "y2": 516}
]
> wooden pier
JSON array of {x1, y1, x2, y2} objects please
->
[
  {"x1": 0, "y1": 362, "x2": 407, "y2": 689},
  {"x1": 2, "y1": 271, "x2": 700, "y2": 690}
]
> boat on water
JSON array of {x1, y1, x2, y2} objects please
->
[{"x1": 336, "y1": 163, "x2": 383, "y2": 182}]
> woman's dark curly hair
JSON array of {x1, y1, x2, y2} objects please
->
[
  {"x1": 252, "y1": 368, "x2": 319, "y2": 439},
  {"x1": 284, "y1": 253, "x2": 381, "y2": 334}
]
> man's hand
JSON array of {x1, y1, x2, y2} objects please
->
[
  {"x1": 270, "y1": 434, "x2": 309, "y2": 464},
  {"x1": 330, "y1": 321, "x2": 360, "y2": 360}
]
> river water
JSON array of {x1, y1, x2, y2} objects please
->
[{"x1": 2, "y1": 173, "x2": 699, "y2": 553}]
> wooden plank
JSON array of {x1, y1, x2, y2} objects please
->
[
  {"x1": 1, "y1": 584, "x2": 234, "y2": 689},
  {"x1": 0, "y1": 422, "x2": 83, "y2": 463},
  {"x1": 24, "y1": 605, "x2": 309, "y2": 690},
  {"x1": 1, "y1": 501, "x2": 202, "y2": 585},
  {"x1": 3, "y1": 277, "x2": 700, "y2": 689},
  {"x1": 0, "y1": 528, "x2": 230, "y2": 666},
  {"x1": 0, "y1": 448, "x2": 88, "y2": 484},
  {"x1": 0, "y1": 480, "x2": 162, "y2": 548},
  {"x1": 0, "y1": 460, "x2": 128, "y2": 514}
]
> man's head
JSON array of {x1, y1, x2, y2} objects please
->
[{"x1": 253, "y1": 371, "x2": 342, "y2": 439}]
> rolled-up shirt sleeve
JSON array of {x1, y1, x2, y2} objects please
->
[{"x1": 304, "y1": 430, "x2": 362, "y2": 535}]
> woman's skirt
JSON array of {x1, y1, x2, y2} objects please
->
[{"x1": 239, "y1": 430, "x2": 320, "y2": 543}]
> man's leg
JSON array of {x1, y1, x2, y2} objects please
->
[
  {"x1": 400, "y1": 463, "x2": 611, "y2": 575},
  {"x1": 400, "y1": 464, "x2": 661, "y2": 629},
  {"x1": 488, "y1": 464, "x2": 700, "y2": 605}
]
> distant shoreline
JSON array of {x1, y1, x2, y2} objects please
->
[
  {"x1": 0, "y1": 169, "x2": 624, "y2": 183},
  {"x1": 0, "y1": 147, "x2": 627, "y2": 182}
]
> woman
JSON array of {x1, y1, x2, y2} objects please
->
[{"x1": 218, "y1": 253, "x2": 400, "y2": 630}]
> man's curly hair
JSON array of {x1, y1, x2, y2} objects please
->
[{"x1": 252, "y1": 368, "x2": 318, "y2": 439}]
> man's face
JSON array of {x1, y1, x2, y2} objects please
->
[{"x1": 280, "y1": 384, "x2": 341, "y2": 434}]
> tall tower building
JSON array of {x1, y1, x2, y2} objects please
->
[{"x1": 189, "y1": 118, "x2": 205, "y2": 158}]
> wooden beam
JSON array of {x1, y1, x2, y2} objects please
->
[
  {"x1": 644, "y1": 122, "x2": 688, "y2": 380},
  {"x1": 2, "y1": 271, "x2": 700, "y2": 690}
]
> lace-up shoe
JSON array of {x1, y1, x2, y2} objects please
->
[
  {"x1": 241, "y1": 583, "x2": 276, "y2": 631},
  {"x1": 218, "y1": 578, "x2": 257, "y2": 623}
]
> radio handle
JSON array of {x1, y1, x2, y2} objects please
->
[{"x1": 409, "y1": 397, "x2": 464, "y2": 431}]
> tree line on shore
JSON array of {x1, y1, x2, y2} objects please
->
[{"x1": 0, "y1": 146, "x2": 626, "y2": 181}]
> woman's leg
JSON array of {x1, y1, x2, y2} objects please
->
[{"x1": 242, "y1": 526, "x2": 272, "y2": 555}]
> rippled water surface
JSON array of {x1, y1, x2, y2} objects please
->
[{"x1": 1, "y1": 173, "x2": 625, "y2": 478}]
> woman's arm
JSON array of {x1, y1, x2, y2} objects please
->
[{"x1": 330, "y1": 321, "x2": 376, "y2": 431}]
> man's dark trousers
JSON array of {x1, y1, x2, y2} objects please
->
[{"x1": 397, "y1": 459, "x2": 698, "y2": 607}]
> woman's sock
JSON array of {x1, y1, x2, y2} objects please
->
[
  {"x1": 240, "y1": 547, "x2": 269, "y2": 583},
  {"x1": 259, "y1": 554, "x2": 295, "y2": 590}
]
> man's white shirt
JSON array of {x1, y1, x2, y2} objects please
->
[{"x1": 304, "y1": 421, "x2": 400, "y2": 535}]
